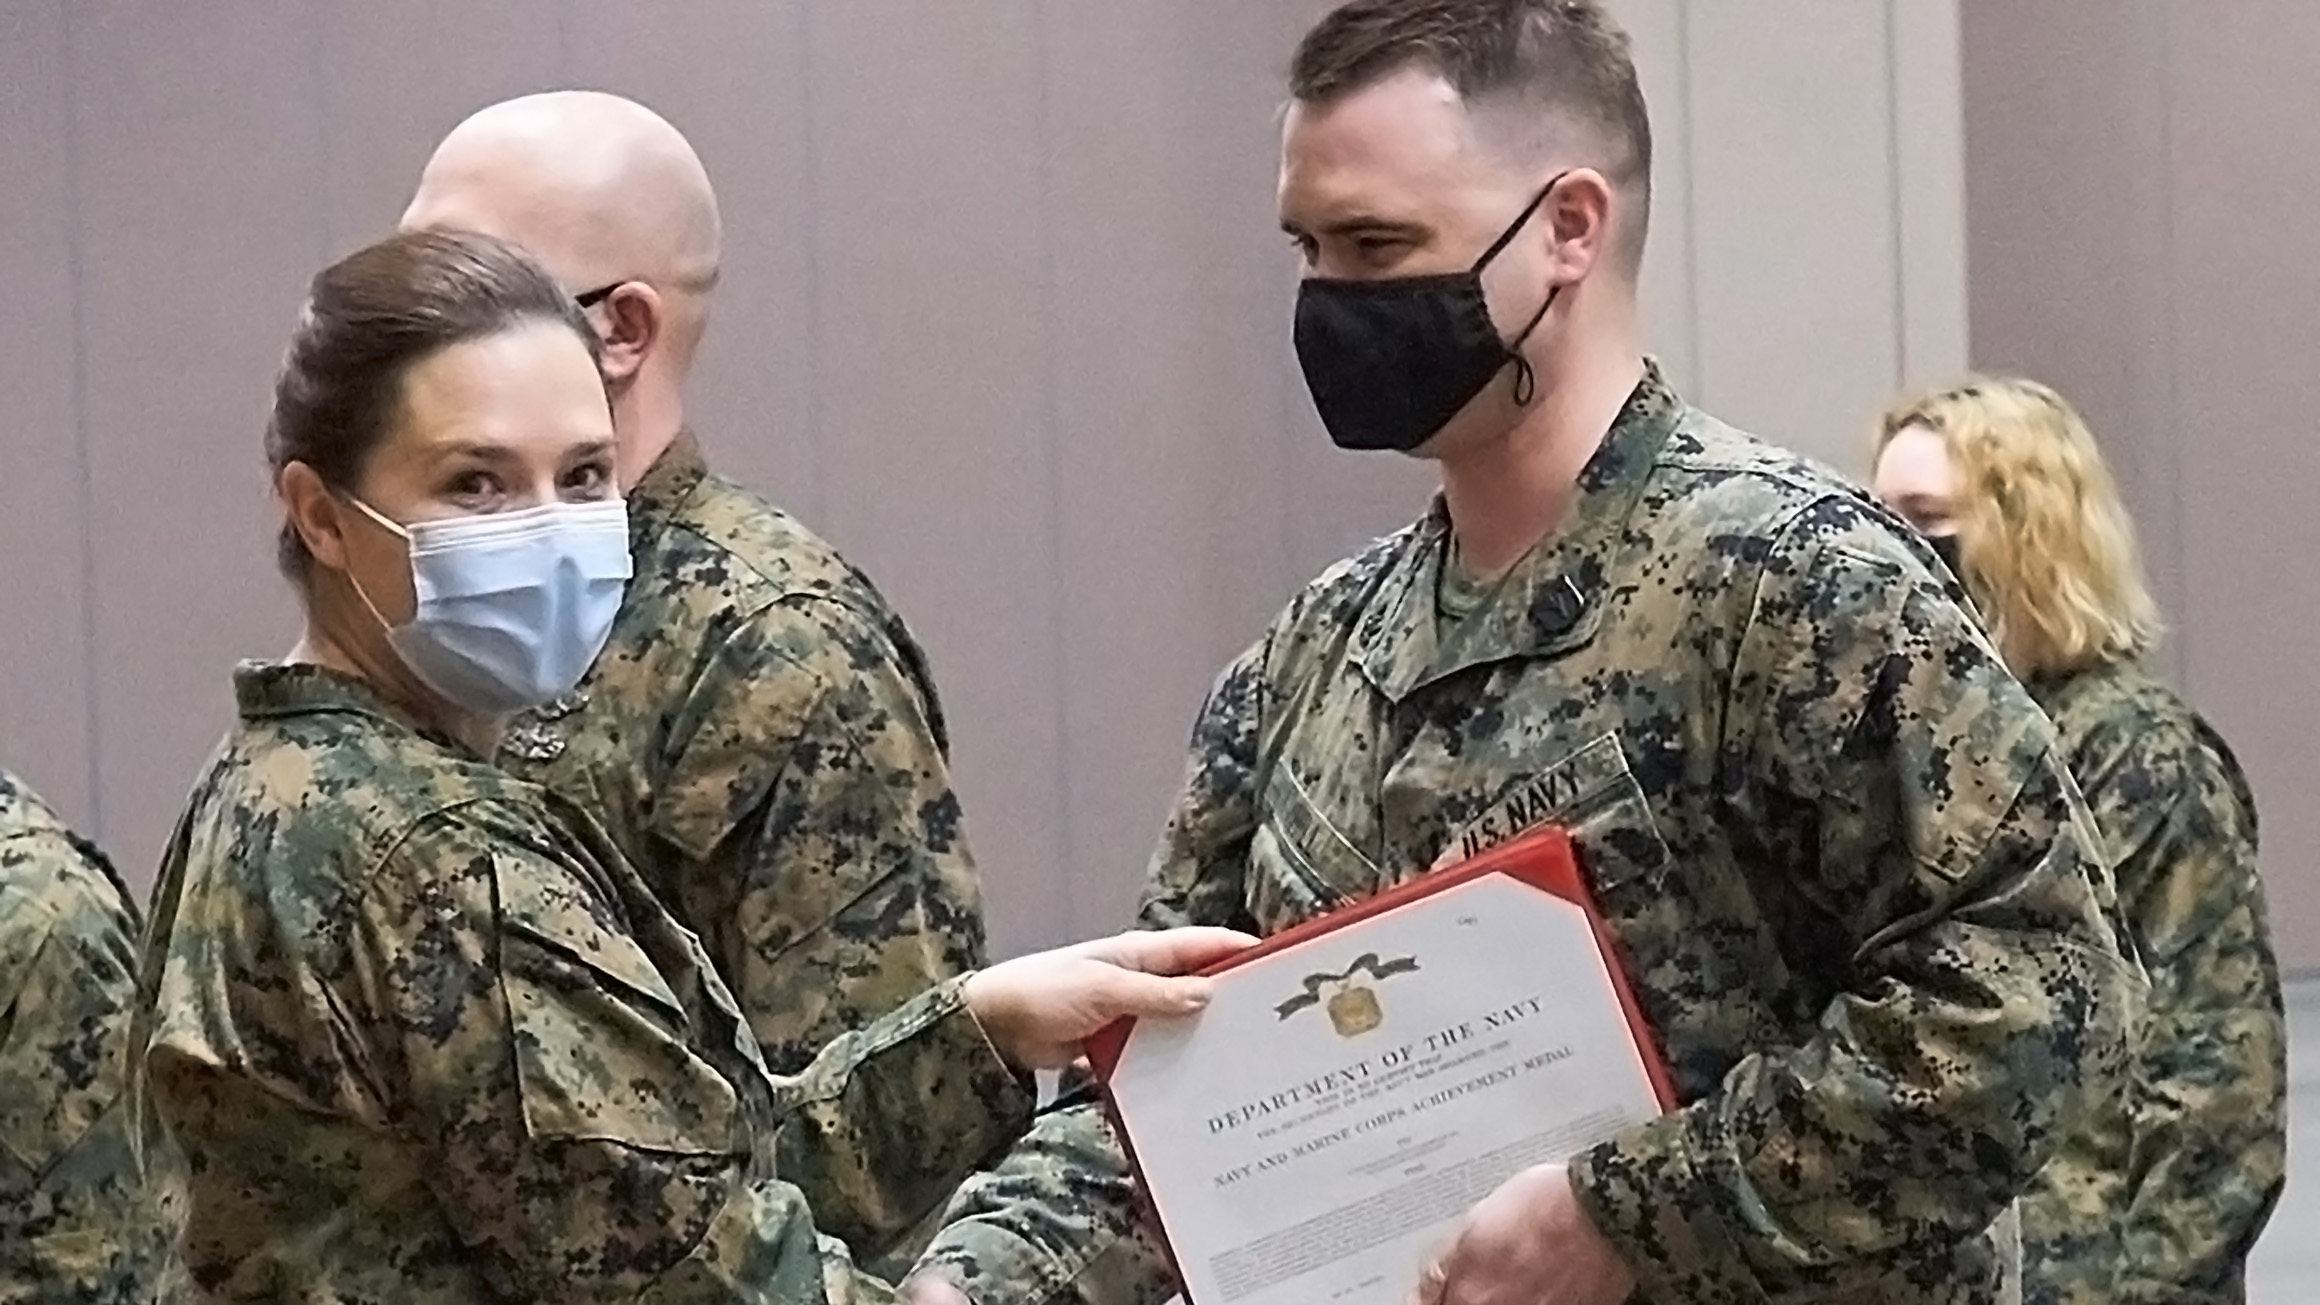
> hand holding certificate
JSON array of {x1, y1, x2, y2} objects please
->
[{"x1": 1089, "y1": 827, "x2": 1672, "y2": 1305}]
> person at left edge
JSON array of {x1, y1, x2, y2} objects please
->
[
  {"x1": 0, "y1": 769, "x2": 168, "y2": 1303},
  {"x1": 130, "y1": 227, "x2": 1254, "y2": 1304}
]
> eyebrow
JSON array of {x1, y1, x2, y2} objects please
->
[
  {"x1": 1280, "y1": 214, "x2": 1430, "y2": 241},
  {"x1": 428, "y1": 440, "x2": 512, "y2": 465},
  {"x1": 426, "y1": 437, "x2": 617, "y2": 465}
]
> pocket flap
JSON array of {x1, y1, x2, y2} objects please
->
[{"x1": 493, "y1": 858, "x2": 735, "y2": 1152}]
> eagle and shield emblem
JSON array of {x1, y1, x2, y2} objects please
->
[{"x1": 1273, "y1": 952, "x2": 1421, "y2": 1038}]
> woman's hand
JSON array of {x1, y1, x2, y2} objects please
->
[{"x1": 962, "y1": 926, "x2": 1258, "y2": 1070}]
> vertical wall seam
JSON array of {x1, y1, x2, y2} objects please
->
[
  {"x1": 59, "y1": 0, "x2": 102, "y2": 833},
  {"x1": 312, "y1": 1, "x2": 335, "y2": 256},
  {"x1": 553, "y1": 3, "x2": 570, "y2": 90},
  {"x1": 1032, "y1": 0, "x2": 1076, "y2": 948},
  {"x1": 2155, "y1": 0, "x2": 2190, "y2": 689},
  {"x1": 1676, "y1": 0, "x2": 1704, "y2": 401},
  {"x1": 798, "y1": 1, "x2": 827, "y2": 527},
  {"x1": 1884, "y1": 0, "x2": 1909, "y2": 390}
]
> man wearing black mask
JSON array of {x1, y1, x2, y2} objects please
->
[{"x1": 903, "y1": 3, "x2": 2140, "y2": 1304}]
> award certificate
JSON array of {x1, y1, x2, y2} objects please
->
[{"x1": 1090, "y1": 827, "x2": 1672, "y2": 1305}]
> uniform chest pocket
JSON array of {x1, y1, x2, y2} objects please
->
[
  {"x1": 1443, "y1": 732, "x2": 1674, "y2": 900},
  {"x1": 1245, "y1": 765, "x2": 1383, "y2": 930},
  {"x1": 494, "y1": 860, "x2": 737, "y2": 1156}
]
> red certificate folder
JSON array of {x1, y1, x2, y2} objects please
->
[{"x1": 1087, "y1": 826, "x2": 1676, "y2": 1305}]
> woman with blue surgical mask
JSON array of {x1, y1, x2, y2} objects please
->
[{"x1": 131, "y1": 228, "x2": 1251, "y2": 1303}]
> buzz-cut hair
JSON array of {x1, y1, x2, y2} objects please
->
[{"x1": 1290, "y1": 0, "x2": 1653, "y2": 272}]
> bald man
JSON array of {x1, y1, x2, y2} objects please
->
[{"x1": 403, "y1": 91, "x2": 991, "y2": 1271}]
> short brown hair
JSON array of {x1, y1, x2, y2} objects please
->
[
  {"x1": 1291, "y1": 0, "x2": 1653, "y2": 270},
  {"x1": 265, "y1": 229, "x2": 601, "y2": 581}
]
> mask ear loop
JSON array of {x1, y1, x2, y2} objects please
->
[
  {"x1": 1506, "y1": 287, "x2": 1560, "y2": 407},
  {"x1": 1470, "y1": 171, "x2": 1570, "y2": 273},
  {"x1": 335, "y1": 495, "x2": 413, "y2": 636},
  {"x1": 1473, "y1": 171, "x2": 1574, "y2": 411}
]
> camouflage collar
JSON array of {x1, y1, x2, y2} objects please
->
[
  {"x1": 232, "y1": 661, "x2": 468, "y2": 752},
  {"x1": 624, "y1": 430, "x2": 711, "y2": 534},
  {"x1": 1354, "y1": 359, "x2": 1683, "y2": 700}
]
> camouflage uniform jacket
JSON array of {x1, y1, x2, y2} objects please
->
[
  {"x1": 498, "y1": 434, "x2": 987, "y2": 1079},
  {"x1": 2016, "y1": 662, "x2": 2285, "y2": 1305},
  {"x1": 136, "y1": 662, "x2": 1033, "y2": 1303},
  {"x1": 918, "y1": 364, "x2": 2143, "y2": 1305},
  {"x1": 0, "y1": 770, "x2": 167, "y2": 1303}
]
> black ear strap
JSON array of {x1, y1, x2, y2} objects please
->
[
  {"x1": 1470, "y1": 169, "x2": 1571, "y2": 273},
  {"x1": 1478, "y1": 171, "x2": 1572, "y2": 409}
]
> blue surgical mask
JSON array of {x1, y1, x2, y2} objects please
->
[{"x1": 347, "y1": 497, "x2": 633, "y2": 714}]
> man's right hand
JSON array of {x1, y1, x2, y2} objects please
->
[{"x1": 1411, "y1": 1163, "x2": 1635, "y2": 1305}]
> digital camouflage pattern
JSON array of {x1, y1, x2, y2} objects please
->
[
  {"x1": 498, "y1": 435, "x2": 988, "y2": 1082},
  {"x1": 138, "y1": 661, "x2": 1032, "y2": 1302},
  {"x1": 2017, "y1": 662, "x2": 2285, "y2": 1305},
  {"x1": 915, "y1": 364, "x2": 2143, "y2": 1305},
  {"x1": 0, "y1": 769, "x2": 168, "y2": 1304},
  {"x1": 913, "y1": 1087, "x2": 1177, "y2": 1305},
  {"x1": 498, "y1": 435, "x2": 990, "y2": 1277}
]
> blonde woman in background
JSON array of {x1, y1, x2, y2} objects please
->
[{"x1": 1872, "y1": 376, "x2": 2287, "y2": 1305}]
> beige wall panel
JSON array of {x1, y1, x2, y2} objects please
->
[
  {"x1": 563, "y1": 0, "x2": 826, "y2": 527},
  {"x1": 798, "y1": 2, "x2": 1064, "y2": 957},
  {"x1": 0, "y1": 0, "x2": 96, "y2": 828},
  {"x1": 71, "y1": 1, "x2": 320, "y2": 885},
  {"x1": 1686, "y1": 1, "x2": 1902, "y2": 470}
]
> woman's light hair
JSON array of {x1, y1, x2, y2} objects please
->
[{"x1": 1874, "y1": 376, "x2": 2162, "y2": 679}]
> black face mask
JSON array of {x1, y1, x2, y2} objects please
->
[
  {"x1": 1924, "y1": 531, "x2": 1963, "y2": 577},
  {"x1": 1293, "y1": 173, "x2": 1567, "y2": 453}
]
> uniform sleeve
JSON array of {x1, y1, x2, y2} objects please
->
[
  {"x1": 1136, "y1": 638, "x2": 1270, "y2": 933},
  {"x1": 0, "y1": 859, "x2": 165, "y2": 1305},
  {"x1": 653, "y1": 596, "x2": 990, "y2": 1077},
  {"x1": 1567, "y1": 498, "x2": 2145, "y2": 1301},
  {"x1": 771, "y1": 977, "x2": 1040, "y2": 1257},
  {"x1": 368, "y1": 813, "x2": 1019, "y2": 1304},
  {"x1": 2091, "y1": 725, "x2": 2287, "y2": 1305},
  {"x1": 903, "y1": 641, "x2": 1276, "y2": 1305}
]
